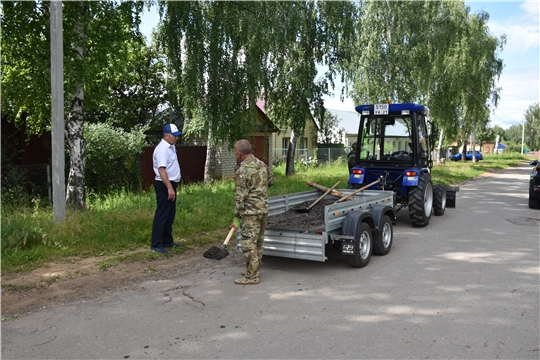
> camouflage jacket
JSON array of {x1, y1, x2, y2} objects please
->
[{"x1": 234, "y1": 154, "x2": 275, "y2": 217}]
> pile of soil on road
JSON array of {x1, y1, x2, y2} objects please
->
[{"x1": 266, "y1": 199, "x2": 335, "y2": 231}]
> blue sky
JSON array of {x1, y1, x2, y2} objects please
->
[{"x1": 141, "y1": 1, "x2": 539, "y2": 130}]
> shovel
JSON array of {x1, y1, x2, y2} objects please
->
[
  {"x1": 296, "y1": 181, "x2": 340, "y2": 213},
  {"x1": 334, "y1": 178, "x2": 382, "y2": 203},
  {"x1": 203, "y1": 227, "x2": 236, "y2": 260}
]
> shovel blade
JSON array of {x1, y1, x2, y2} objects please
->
[{"x1": 203, "y1": 246, "x2": 229, "y2": 260}]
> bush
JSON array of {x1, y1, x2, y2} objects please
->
[{"x1": 84, "y1": 123, "x2": 149, "y2": 193}]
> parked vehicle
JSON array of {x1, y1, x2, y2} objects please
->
[
  {"x1": 241, "y1": 188, "x2": 396, "y2": 268},
  {"x1": 529, "y1": 159, "x2": 540, "y2": 209},
  {"x1": 450, "y1": 151, "x2": 483, "y2": 161},
  {"x1": 347, "y1": 103, "x2": 458, "y2": 227}
]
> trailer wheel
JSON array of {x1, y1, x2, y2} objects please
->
[
  {"x1": 345, "y1": 222, "x2": 372, "y2": 268},
  {"x1": 373, "y1": 215, "x2": 392, "y2": 255},
  {"x1": 408, "y1": 172, "x2": 433, "y2": 227},
  {"x1": 433, "y1": 184, "x2": 446, "y2": 216}
]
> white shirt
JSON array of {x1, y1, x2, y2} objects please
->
[{"x1": 153, "y1": 139, "x2": 181, "y2": 182}]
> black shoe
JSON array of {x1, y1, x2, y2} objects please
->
[
  {"x1": 150, "y1": 246, "x2": 168, "y2": 254},
  {"x1": 163, "y1": 242, "x2": 181, "y2": 248}
]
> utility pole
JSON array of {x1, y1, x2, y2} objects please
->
[
  {"x1": 51, "y1": 1, "x2": 66, "y2": 222},
  {"x1": 472, "y1": 124, "x2": 477, "y2": 163}
]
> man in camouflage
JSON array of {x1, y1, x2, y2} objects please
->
[{"x1": 230, "y1": 139, "x2": 275, "y2": 285}]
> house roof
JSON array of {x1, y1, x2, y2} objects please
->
[
  {"x1": 256, "y1": 99, "x2": 320, "y2": 131},
  {"x1": 327, "y1": 109, "x2": 360, "y2": 135},
  {"x1": 255, "y1": 104, "x2": 278, "y2": 133}
]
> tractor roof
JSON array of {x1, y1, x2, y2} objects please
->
[{"x1": 355, "y1": 103, "x2": 429, "y2": 115}]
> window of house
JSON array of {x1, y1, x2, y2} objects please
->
[
  {"x1": 282, "y1": 137, "x2": 289, "y2": 158},
  {"x1": 282, "y1": 137, "x2": 308, "y2": 159}
]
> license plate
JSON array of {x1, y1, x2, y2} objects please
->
[
  {"x1": 341, "y1": 239, "x2": 355, "y2": 255},
  {"x1": 374, "y1": 104, "x2": 389, "y2": 115}
]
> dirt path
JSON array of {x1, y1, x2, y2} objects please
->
[
  {"x1": 1, "y1": 243, "x2": 245, "y2": 319},
  {"x1": 1, "y1": 202, "x2": 327, "y2": 319}
]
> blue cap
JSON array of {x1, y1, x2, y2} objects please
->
[{"x1": 163, "y1": 123, "x2": 181, "y2": 136}]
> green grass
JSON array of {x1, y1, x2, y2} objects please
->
[{"x1": 1, "y1": 153, "x2": 532, "y2": 273}]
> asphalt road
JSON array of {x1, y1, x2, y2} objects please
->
[{"x1": 2, "y1": 164, "x2": 539, "y2": 359}]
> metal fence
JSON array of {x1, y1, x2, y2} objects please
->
[{"x1": 272, "y1": 147, "x2": 349, "y2": 167}]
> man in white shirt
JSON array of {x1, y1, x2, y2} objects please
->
[{"x1": 150, "y1": 123, "x2": 182, "y2": 254}]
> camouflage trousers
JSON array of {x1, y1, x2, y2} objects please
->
[{"x1": 240, "y1": 214, "x2": 267, "y2": 280}]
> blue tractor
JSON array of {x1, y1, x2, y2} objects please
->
[{"x1": 348, "y1": 103, "x2": 457, "y2": 227}]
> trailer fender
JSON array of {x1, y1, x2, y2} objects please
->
[
  {"x1": 342, "y1": 210, "x2": 375, "y2": 235},
  {"x1": 369, "y1": 205, "x2": 395, "y2": 256},
  {"x1": 369, "y1": 204, "x2": 396, "y2": 226}
]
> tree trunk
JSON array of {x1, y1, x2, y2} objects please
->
[
  {"x1": 204, "y1": 131, "x2": 215, "y2": 183},
  {"x1": 66, "y1": 82, "x2": 86, "y2": 209},
  {"x1": 285, "y1": 131, "x2": 298, "y2": 177},
  {"x1": 461, "y1": 141, "x2": 468, "y2": 162},
  {"x1": 437, "y1": 128, "x2": 444, "y2": 164},
  {"x1": 65, "y1": 15, "x2": 87, "y2": 209}
]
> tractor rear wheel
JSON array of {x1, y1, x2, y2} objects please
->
[
  {"x1": 433, "y1": 184, "x2": 447, "y2": 216},
  {"x1": 408, "y1": 172, "x2": 433, "y2": 227}
]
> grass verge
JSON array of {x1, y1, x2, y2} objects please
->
[{"x1": 1, "y1": 153, "x2": 531, "y2": 273}]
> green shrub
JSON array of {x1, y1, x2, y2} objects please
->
[{"x1": 84, "y1": 123, "x2": 149, "y2": 193}]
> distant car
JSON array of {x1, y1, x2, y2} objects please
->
[
  {"x1": 529, "y1": 159, "x2": 540, "y2": 209},
  {"x1": 450, "y1": 151, "x2": 484, "y2": 161}
]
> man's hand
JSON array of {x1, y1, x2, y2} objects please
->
[
  {"x1": 230, "y1": 217, "x2": 240, "y2": 231},
  {"x1": 167, "y1": 187, "x2": 176, "y2": 200}
]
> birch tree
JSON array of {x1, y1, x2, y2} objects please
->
[
  {"x1": 344, "y1": 0, "x2": 503, "y2": 159},
  {"x1": 1, "y1": 1, "x2": 146, "y2": 208},
  {"x1": 158, "y1": 1, "x2": 357, "y2": 178}
]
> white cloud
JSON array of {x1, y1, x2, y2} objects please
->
[
  {"x1": 486, "y1": 2, "x2": 540, "y2": 128},
  {"x1": 490, "y1": 68, "x2": 539, "y2": 128},
  {"x1": 488, "y1": 2, "x2": 539, "y2": 54},
  {"x1": 519, "y1": 1, "x2": 540, "y2": 22}
]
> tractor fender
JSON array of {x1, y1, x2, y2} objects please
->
[
  {"x1": 348, "y1": 167, "x2": 366, "y2": 186},
  {"x1": 402, "y1": 168, "x2": 430, "y2": 187}
]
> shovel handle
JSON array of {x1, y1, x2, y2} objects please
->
[
  {"x1": 307, "y1": 181, "x2": 340, "y2": 210},
  {"x1": 336, "y1": 178, "x2": 382, "y2": 203},
  {"x1": 223, "y1": 227, "x2": 236, "y2": 247}
]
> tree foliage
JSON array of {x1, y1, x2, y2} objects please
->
[
  {"x1": 1, "y1": 1, "x2": 152, "y2": 208},
  {"x1": 524, "y1": 103, "x2": 540, "y2": 151},
  {"x1": 85, "y1": 42, "x2": 168, "y2": 131},
  {"x1": 505, "y1": 124, "x2": 523, "y2": 145},
  {"x1": 318, "y1": 111, "x2": 345, "y2": 145},
  {"x1": 158, "y1": 1, "x2": 357, "y2": 177},
  {"x1": 344, "y1": 0, "x2": 504, "y2": 148}
]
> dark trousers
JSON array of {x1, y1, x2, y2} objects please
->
[{"x1": 151, "y1": 180, "x2": 178, "y2": 248}]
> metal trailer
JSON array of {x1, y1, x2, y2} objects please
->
[{"x1": 238, "y1": 189, "x2": 396, "y2": 268}]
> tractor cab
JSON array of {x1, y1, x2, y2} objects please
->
[{"x1": 348, "y1": 103, "x2": 449, "y2": 227}]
